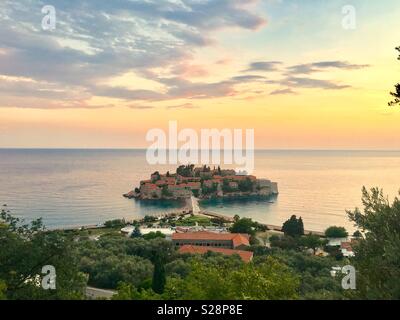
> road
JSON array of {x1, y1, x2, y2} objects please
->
[{"x1": 86, "y1": 286, "x2": 116, "y2": 300}]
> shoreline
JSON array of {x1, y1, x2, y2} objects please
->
[{"x1": 52, "y1": 210, "x2": 326, "y2": 237}]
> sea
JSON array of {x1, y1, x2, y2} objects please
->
[{"x1": 1, "y1": 149, "x2": 399, "y2": 232}]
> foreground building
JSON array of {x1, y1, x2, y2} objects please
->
[{"x1": 172, "y1": 231, "x2": 250, "y2": 250}]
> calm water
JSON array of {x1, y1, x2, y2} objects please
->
[{"x1": 0, "y1": 149, "x2": 399, "y2": 232}]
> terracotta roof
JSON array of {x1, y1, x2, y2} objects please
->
[
  {"x1": 184, "y1": 182, "x2": 201, "y2": 188},
  {"x1": 232, "y1": 234, "x2": 250, "y2": 248},
  {"x1": 142, "y1": 183, "x2": 158, "y2": 190},
  {"x1": 179, "y1": 245, "x2": 253, "y2": 262},
  {"x1": 341, "y1": 242, "x2": 353, "y2": 251},
  {"x1": 172, "y1": 231, "x2": 250, "y2": 247}
]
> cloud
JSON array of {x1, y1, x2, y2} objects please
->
[
  {"x1": 244, "y1": 61, "x2": 282, "y2": 72},
  {"x1": 172, "y1": 63, "x2": 210, "y2": 78},
  {"x1": 287, "y1": 61, "x2": 370, "y2": 75},
  {"x1": 270, "y1": 88, "x2": 297, "y2": 95},
  {"x1": 231, "y1": 75, "x2": 267, "y2": 82},
  {"x1": 284, "y1": 77, "x2": 350, "y2": 90},
  {"x1": 166, "y1": 103, "x2": 198, "y2": 109},
  {"x1": 128, "y1": 105, "x2": 155, "y2": 110},
  {"x1": 0, "y1": 2, "x2": 369, "y2": 110},
  {"x1": 0, "y1": 0, "x2": 266, "y2": 108}
]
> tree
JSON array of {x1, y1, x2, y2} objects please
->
[
  {"x1": 113, "y1": 283, "x2": 160, "y2": 300},
  {"x1": 269, "y1": 235, "x2": 300, "y2": 251},
  {"x1": 0, "y1": 280, "x2": 6, "y2": 300},
  {"x1": 353, "y1": 230, "x2": 363, "y2": 239},
  {"x1": 282, "y1": 215, "x2": 304, "y2": 237},
  {"x1": 269, "y1": 250, "x2": 345, "y2": 299},
  {"x1": 300, "y1": 234, "x2": 326, "y2": 255},
  {"x1": 161, "y1": 185, "x2": 173, "y2": 198},
  {"x1": 163, "y1": 257, "x2": 299, "y2": 300},
  {"x1": 177, "y1": 165, "x2": 194, "y2": 177},
  {"x1": 130, "y1": 226, "x2": 142, "y2": 238},
  {"x1": 388, "y1": 46, "x2": 400, "y2": 106},
  {"x1": 143, "y1": 231, "x2": 166, "y2": 241},
  {"x1": 104, "y1": 219, "x2": 125, "y2": 228},
  {"x1": 151, "y1": 171, "x2": 161, "y2": 182},
  {"x1": 347, "y1": 187, "x2": 400, "y2": 299},
  {"x1": 325, "y1": 226, "x2": 348, "y2": 238},
  {"x1": 238, "y1": 178, "x2": 254, "y2": 192},
  {"x1": 152, "y1": 256, "x2": 166, "y2": 294},
  {"x1": 143, "y1": 215, "x2": 158, "y2": 223},
  {"x1": 230, "y1": 217, "x2": 255, "y2": 236},
  {"x1": 0, "y1": 208, "x2": 86, "y2": 299},
  {"x1": 81, "y1": 255, "x2": 153, "y2": 289}
]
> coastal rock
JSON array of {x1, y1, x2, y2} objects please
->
[{"x1": 123, "y1": 190, "x2": 139, "y2": 199}]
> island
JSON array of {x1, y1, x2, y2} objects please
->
[{"x1": 123, "y1": 165, "x2": 278, "y2": 200}]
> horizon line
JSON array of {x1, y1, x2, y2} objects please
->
[{"x1": 1, "y1": 147, "x2": 400, "y2": 152}]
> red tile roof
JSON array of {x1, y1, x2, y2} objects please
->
[
  {"x1": 232, "y1": 234, "x2": 251, "y2": 248},
  {"x1": 172, "y1": 231, "x2": 250, "y2": 247},
  {"x1": 341, "y1": 242, "x2": 353, "y2": 251},
  {"x1": 142, "y1": 183, "x2": 158, "y2": 190},
  {"x1": 179, "y1": 245, "x2": 253, "y2": 262}
]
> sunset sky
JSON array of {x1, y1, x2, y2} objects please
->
[{"x1": 0, "y1": 0, "x2": 399, "y2": 149}]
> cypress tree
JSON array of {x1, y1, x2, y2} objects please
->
[{"x1": 152, "y1": 257, "x2": 166, "y2": 294}]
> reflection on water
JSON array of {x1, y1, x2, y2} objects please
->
[{"x1": 200, "y1": 194, "x2": 278, "y2": 208}]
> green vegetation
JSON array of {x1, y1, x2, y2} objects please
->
[
  {"x1": 282, "y1": 215, "x2": 304, "y2": 237},
  {"x1": 143, "y1": 215, "x2": 158, "y2": 223},
  {"x1": 0, "y1": 207, "x2": 86, "y2": 300},
  {"x1": 222, "y1": 178, "x2": 254, "y2": 193},
  {"x1": 238, "y1": 178, "x2": 254, "y2": 192},
  {"x1": 299, "y1": 234, "x2": 327, "y2": 255},
  {"x1": 269, "y1": 234, "x2": 299, "y2": 251},
  {"x1": 151, "y1": 171, "x2": 161, "y2": 182},
  {"x1": 389, "y1": 46, "x2": 400, "y2": 106},
  {"x1": 346, "y1": 187, "x2": 400, "y2": 299},
  {"x1": 325, "y1": 226, "x2": 348, "y2": 238},
  {"x1": 162, "y1": 257, "x2": 299, "y2": 300},
  {"x1": 1, "y1": 187, "x2": 400, "y2": 300},
  {"x1": 177, "y1": 164, "x2": 195, "y2": 177},
  {"x1": 201, "y1": 183, "x2": 218, "y2": 195},
  {"x1": 0, "y1": 280, "x2": 7, "y2": 300},
  {"x1": 143, "y1": 231, "x2": 166, "y2": 240},
  {"x1": 352, "y1": 230, "x2": 362, "y2": 238},
  {"x1": 104, "y1": 219, "x2": 125, "y2": 228},
  {"x1": 230, "y1": 217, "x2": 255, "y2": 235},
  {"x1": 161, "y1": 185, "x2": 173, "y2": 197},
  {"x1": 222, "y1": 179, "x2": 235, "y2": 193},
  {"x1": 230, "y1": 216, "x2": 267, "y2": 235},
  {"x1": 175, "y1": 215, "x2": 213, "y2": 227},
  {"x1": 130, "y1": 226, "x2": 142, "y2": 238},
  {"x1": 152, "y1": 256, "x2": 166, "y2": 294}
]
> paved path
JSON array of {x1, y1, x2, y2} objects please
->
[{"x1": 86, "y1": 286, "x2": 116, "y2": 300}]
